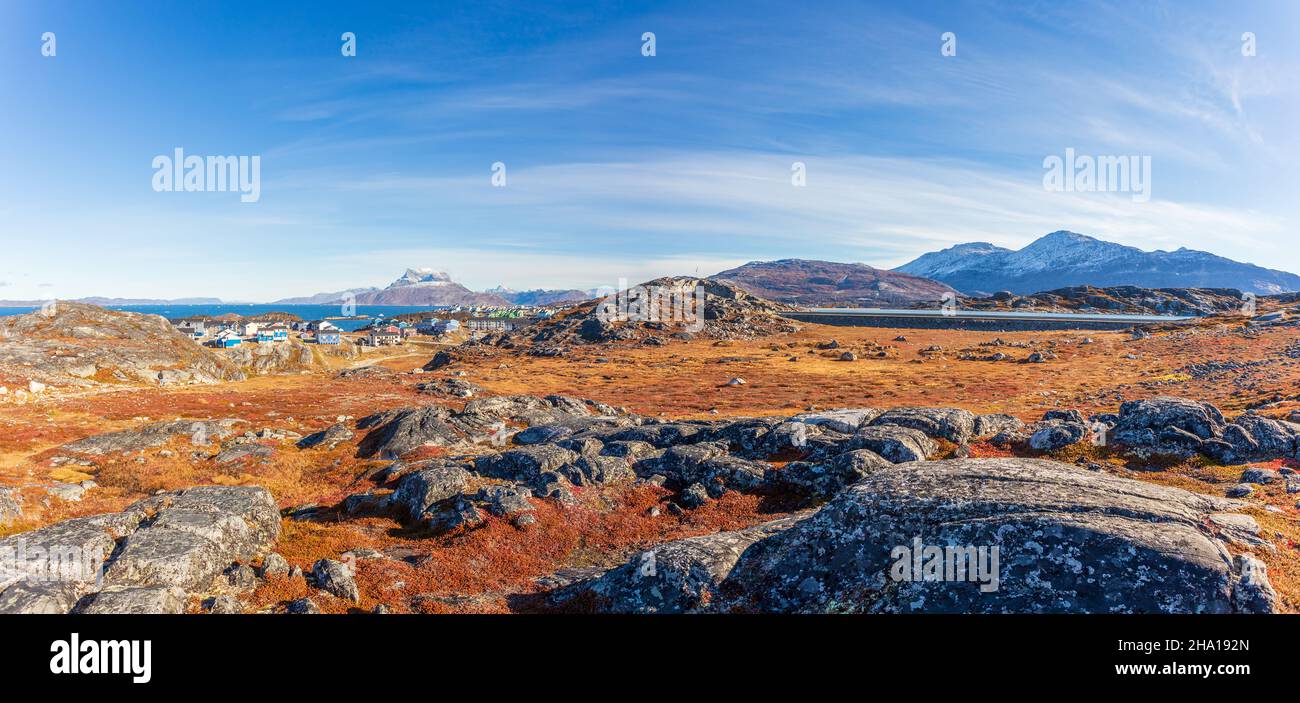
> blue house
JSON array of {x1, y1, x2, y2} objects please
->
[
  {"x1": 257, "y1": 331, "x2": 274, "y2": 343},
  {"x1": 318, "y1": 330, "x2": 341, "y2": 345},
  {"x1": 221, "y1": 336, "x2": 242, "y2": 348}
]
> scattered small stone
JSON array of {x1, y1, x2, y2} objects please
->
[
  {"x1": 1240, "y1": 467, "x2": 1280, "y2": 485},
  {"x1": 206, "y1": 595, "x2": 243, "y2": 614},
  {"x1": 260, "y1": 552, "x2": 291, "y2": 577},
  {"x1": 285, "y1": 597, "x2": 320, "y2": 614},
  {"x1": 47, "y1": 482, "x2": 85, "y2": 502},
  {"x1": 1226, "y1": 484, "x2": 1254, "y2": 498},
  {"x1": 312, "y1": 558, "x2": 360, "y2": 602},
  {"x1": 680, "y1": 483, "x2": 710, "y2": 509}
]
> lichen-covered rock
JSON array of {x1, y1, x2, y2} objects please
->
[
  {"x1": 1112, "y1": 397, "x2": 1226, "y2": 445},
  {"x1": 847, "y1": 426, "x2": 937, "y2": 463},
  {"x1": 105, "y1": 486, "x2": 280, "y2": 591},
  {"x1": 1240, "y1": 467, "x2": 1280, "y2": 485},
  {"x1": 1218, "y1": 415, "x2": 1300, "y2": 461},
  {"x1": 391, "y1": 465, "x2": 472, "y2": 522},
  {"x1": 207, "y1": 594, "x2": 244, "y2": 614},
  {"x1": 297, "y1": 422, "x2": 355, "y2": 450},
  {"x1": 1226, "y1": 484, "x2": 1254, "y2": 498},
  {"x1": 604, "y1": 423, "x2": 707, "y2": 448},
  {"x1": 356, "y1": 406, "x2": 462, "y2": 458},
  {"x1": 1027, "y1": 421, "x2": 1089, "y2": 452},
  {"x1": 757, "y1": 421, "x2": 818, "y2": 456},
  {"x1": 475, "y1": 444, "x2": 579, "y2": 483},
  {"x1": 600, "y1": 440, "x2": 660, "y2": 460},
  {"x1": 559, "y1": 454, "x2": 636, "y2": 486},
  {"x1": 548, "y1": 514, "x2": 808, "y2": 613},
  {"x1": 1042, "y1": 409, "x2": 1086, "y2": 424},
  {"x1": 870, "y1": 407, "x2": 977, "y2": 444},
  {"x1": 703, "y1": 418, "x2": 782, "y2": 455},
  {"x1": 286, "y1": 597, "x2": 320, "y2": 614},
  {"x1": 81, "y1": 585, "x2": 187, "y2": 614},
  {"x1": 62, "y1": 418, "x2": 241, "y2": 456},
  {"x1": 0, "y1": 581, "x2": 83, "y2": 614},
  {"x1": 1233, "y1": 555, "x2": 1278, "y2": 614},
  {"x1": 720, "y1": 458, "x2": 1272, "y2": 614},
  {"x1": 773, "y1": 449, "x2": 892, "y2": 501},
  {"x1": 0, "y1": 510, "x2": 150, "y2": 591},
  {"x1": 474, "y1": 485, "x2": 534, "y2": 517},
  {"x1": 512, "y1": 424, "x2": 576, "y2": 445},
  {"x1": 0, "y1": 487, "x2": 22, "y2": 526},
  {"x1": 210, "y1": 443, "x2": 274, "y2": 465},
  {"x1": 974, "y1": 414, "x2": 1024, "y2": 439},
  {"x1": 259, "y1": 552, "x2": 291, "y2": 578},
  {"x1": 638, "y1": 441, "x2": 768, "y2": 494},
  {"x1": 680, "y1": 483, "x2": 710, "y2": 509},
  {"x1": 0, "y1": 302, "x2": 246, "y2": 388},
  {"x1": 790, "y1": 409, "x2": 882, "y2": 435},
  {"x1": 312, "y1": 558, "x2": 360, "y2": 602},
  {"x1": 0, "y1": 485, "x2": 280, "y2": 613}
]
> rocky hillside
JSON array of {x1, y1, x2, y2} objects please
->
[
  {"x1": 943, "y1": 285, "x2": 1250, "y2": 316},
  {"x1": 221, "y1": 335, "x2": 359, "y2": 375},
  {"x1": 897, "y1": 231, "x2": 1300, "y2": 296},
  {"x1": 6, "y1": 394, "x2": 1285, "y2": 613},
  {"x1": 713, "y1": 259, "x2": 955, "y2": 307},
  {"x1": 0, "y1": 302, "x2": 245, "y2": 388},
  {"x1": 514, "y1": 277, "x2": 800, "y2": 350}
]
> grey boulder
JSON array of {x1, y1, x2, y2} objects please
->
[
  {"x1": 847, "y1": 426, "x2": 937, "y2": 463},
  {"x1": 720, "y1": 458, "x2": 1274, "y2": 614},
  {"x1": 870, "y1": 407, "x2": 978, "y2": 444}
]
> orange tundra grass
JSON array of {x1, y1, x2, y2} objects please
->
[{"x1": 250, "y1": 485, "x2": 776, "y2": 614}]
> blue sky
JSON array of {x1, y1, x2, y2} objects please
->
[{"x1": 1, "y1": 0, "x2": 1296, "y2": 301}]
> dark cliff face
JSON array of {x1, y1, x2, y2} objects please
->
[
  {"x1": 896, "y1": 231, "x2": 1300, "y2": 296},
  {"x1": 712, "y1": 259, "x2": 956, "y2": 306}
]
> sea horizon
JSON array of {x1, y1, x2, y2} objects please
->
[{"x1": 0, "y1": 304, "x2": 447, "y2": 331}]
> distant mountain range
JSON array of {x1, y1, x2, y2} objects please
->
[
  {"x1": 895, "y1": 231, "x2": 1300, "y2": 296},
  {"x1": 269, "y1": 288, "x2": 380, "y2": 306},
  {"x1": 0, "y1": 296, "x2": 225, "y2": 307},
  {"x1": 484, "y1": 286, "x2": 592, "y2": 306},
  {"x1": 712, "y1": 259, "x2": 955, "y2": 306},
  {"x1": 273, "y1": 269, "x2": 510, "y2": 307},
  {"x1": 11, "y1": 234, "x2": 1296, "y2": 309}
]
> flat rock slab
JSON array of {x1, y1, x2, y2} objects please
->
[
  {"x1": 81, "y1": 585, "x2": 187, "y2": 614},
  {"x1": 549, "y1": 513, "x2": 812, "y2": 613},
  {"x1": 62, "y1": 419, "x2": 240, "y2": 456},
  {"x1": 719, "y1": 458, "x2": 1271, "y2": 614},
  {"x1": 0, "y1": 485, "x2": 279, "y2": 613}
]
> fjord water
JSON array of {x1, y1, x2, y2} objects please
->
[{"x1": 0, "y1": 304, "x2": 442, "y2": 331}]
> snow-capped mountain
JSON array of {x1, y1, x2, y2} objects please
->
[
  {"x1": 275, "y1": 269, "x2": 509, "y2": 307},
  {"x1": 390, "y1": 268, "x2": 455, "y2": 288},
  {"x1": 895, "y1": 231, "x2": 1300, "y2": 296}
]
